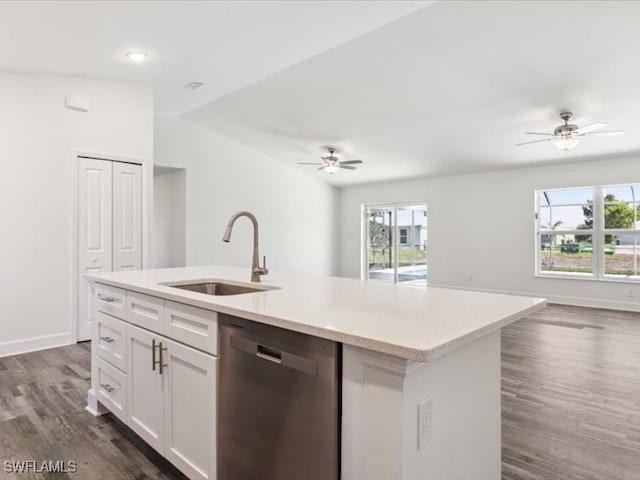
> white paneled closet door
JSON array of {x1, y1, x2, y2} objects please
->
[
  {"x1": 112, "y1": 162, "x2": 142, "y2": 272},
  {"x1": 78, "y1": 158, "x2": 113, "y2": 342},
  {"x1": 77, "y1": 158, "x2": 142, "y2": 342}
]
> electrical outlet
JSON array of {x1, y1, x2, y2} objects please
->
[
  {"x1": 628, "y1": 289, "x2": 635, "y2": 298},
  {"x1": 467, "y1": 273, "x2": 473, "y2": 281},
  {"x1": 417, "y1": 397, "x2": 433, "y2": 449}
]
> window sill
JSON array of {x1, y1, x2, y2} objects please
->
[{"x1": 534, "y1": 273, "x2": 640, "y2": 284}]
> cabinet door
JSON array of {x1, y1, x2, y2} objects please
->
[
  {"x1": 112, "y1": 162, "x2": 142, "y2": 272},
  {"x1": 127, "y1": 324, "x2": 164, "y2": 452},
  {"x1": 78, "y1": 158, "x2": 113, "y2": 341},
  {"x1": 164, "y1": 339, "x2": 217, "y2": 480}
]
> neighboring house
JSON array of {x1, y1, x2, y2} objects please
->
[
  {"x1": 375, "y1": 224, "x2": 425, "y2": 248},
  {"x1": 614, "y1": 233, "x2": 637, "y2": 245},
  {"x1": 398, "y1": 224, "x2": 425, "y2": 248},
  {"x1": 540, "y1": 233, "x2": 575, "y2": 248}
]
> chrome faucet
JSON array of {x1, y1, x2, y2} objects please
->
[{"x1": 222, "y1": 211, "x2": 269, "y2": 282}]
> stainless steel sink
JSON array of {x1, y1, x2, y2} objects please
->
[{"x1": 164, "y1": 281, "x2": 279, "y2": 296}]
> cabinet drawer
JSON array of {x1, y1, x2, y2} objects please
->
[
  {"x1": 164, "y1": 301, "x2": 218, "y2": 355},
  {"x1": 95, "y1": 284, "x2": 127, "y2": 320},
  {"x1": 127, "y1": 291, "x2": 164, "y2": 333},
  {"x1": 96, "y1": 356, "x2": 127, "y2": 422},
  {"x1": 95, "y1": 311, "x2": 126, "y2": 372}
]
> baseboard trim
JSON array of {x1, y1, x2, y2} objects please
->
[
  {"x1": 0, "y1": 332, "x2": 72, "y2": 358},
  {"x1": 428, "y1": 283, "x2": 640, "y2": 313}
]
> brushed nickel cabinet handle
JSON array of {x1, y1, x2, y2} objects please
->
[
  {"x1": 159, "y1": 342, "x2": 168, "y2": 375},
  {"x1": 152, "y1": 339, "x2": 159, "y2": 371},
  {"x1": 101, "y1": 384, "x2": 114, "y2": 393},
  {"x1": 99, "y1": 294, "x2": 115, "y2": 303},
  {"x1": 100, "y1": 336, "x2": 114, "y2": 343}
]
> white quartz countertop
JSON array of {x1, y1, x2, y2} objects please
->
[{"x1": 86, "y1": 265, "x2": 546, "y2": 362}]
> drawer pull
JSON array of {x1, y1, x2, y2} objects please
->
[
  {"x1": 100, "y1": 336, "x2": 115, "y2": 343},
  {"x1": 99, "y1": 295, "x2": 115, "y2": 303},
  {"x1": 101, "y1": 384, "x2": 114, "y2": 393}
]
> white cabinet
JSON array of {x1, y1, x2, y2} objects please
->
[
  {"x1": 126, "y1": 323, "x2": 217, "y2": 480},
  {"x1": 95, "y1": 356, "x2": 127, "y2": 422},
  {"x1": 127, "y1": 291, "x2": 164, "y2": 332},
  {"x1": 91, "y1": 288, "x2": 218, "y2": 480},
  {"x1": 77, "y1": 157, "x2": 142, "y2": 341},
  {"x1": 95, "y1": 311, "x2": 126, "y2": 371},
  {"x1": 164, "y1": 301, "x2": 218, "y2": 355},
  {"x1": 127, "y1": 324, "x2": 165, "y2": 452},
  {"x1": 95, "y1": 284, "x2": 127, "y2": 320},
  {"x1": 164, "y1": 338, "x2": 216, "y2": 480}
]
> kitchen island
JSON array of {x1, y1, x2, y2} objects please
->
[{"x1": 85, "y1": 265, "x2": 545, "y2": 480}]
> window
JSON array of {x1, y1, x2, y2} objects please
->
[
  {"x1": 399, "y1": 228, "x2": 408, "y2": 244},
  {"x1": 536, "y1": 184, "x2": 640, "y2": 281},
  {"x1": 363, "y1": 202, "x2": 427, "y2": 285}
]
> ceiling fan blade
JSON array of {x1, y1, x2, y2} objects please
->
[
  {"x1": 338, "y1": 164, "x2": 357, "y2": 170},
  {"x1": 317, "y1": 166, "x2": 326, "y2": 171},
  {"x1": 298, "y1": 162, "x2": 323, "y2": 165},
  {"x1": 584, "y1": 130, "x2": 627, "y2": 137},
  {"x1": 524, "y1": 132, "x2": 554, "y2": 136},
  {"x1": 339, "y1": 160, "x2": 363, "y2": 165},
  {"x1": 515, "y1": 138, "x2": 555, "y2": 147},
  {"x1": 575, "y1": 122, "x2": 607, "y2": 135}
]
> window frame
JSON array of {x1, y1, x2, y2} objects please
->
[{"x1": 535, "y1": 184, "x2": 640, "y2": 282}]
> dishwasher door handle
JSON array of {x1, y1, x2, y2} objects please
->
[
  {"x1": 256, "y1": 344, "x2": 282, "y2": 364},
  {"x1": 230, "y1": 335, "x2": 318, "y2": 376}
]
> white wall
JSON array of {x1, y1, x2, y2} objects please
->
[
  {"x1": 152, "y1": 168, "x2": 187, "y2": 268},
  {"x1": 154, "y1": 115, "x2": 339, "y2": 276},
  {"x1": 339, "y1": 155, "x2": 640, "y2": 311},
  {"x1": 0, "y1": 73, "x2": 153, "y2": 356}
]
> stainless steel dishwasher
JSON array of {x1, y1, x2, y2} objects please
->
[{"x1": 218, "y1": 314, "x2": 340, "y2": 480}]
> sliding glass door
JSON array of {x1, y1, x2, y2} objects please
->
[
  {"x1": 365, "y1": 206, "x2": 395, "y2": 283},
  {"x1": 363, "y1": 202, "x2": 427, "y2": 286}
]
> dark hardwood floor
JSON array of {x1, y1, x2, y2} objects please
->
[
  {"x1": 0, "y1": 304, "x2": 638, "y2": 479},
  {"x1": 502, "y1": 304, "x2": 640, "y2": 480}
]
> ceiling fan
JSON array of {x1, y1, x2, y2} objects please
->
[
  {"x1": 516, "y1": 110, "x2": 626, "y2": 150},
  {"x1": 298, "y1": 147, "x2": 363, "y2": 174}
]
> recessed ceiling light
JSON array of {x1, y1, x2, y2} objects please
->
[{"x1": 125, "y1": 51, "x2": 148, "y2": 63}]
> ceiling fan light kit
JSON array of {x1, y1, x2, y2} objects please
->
[
  {"x1": 298, "y1": 147, "x2": 364, "y2": 174},
  {"x1": 324, "y1": 163, "x2": 340, "y2": 174},
  {"x1": 516, "y1": 110, "x2": 626, "y2": 150},
  {"x1": 554, "y1": 136, "x2": 580, "y2": 151}
]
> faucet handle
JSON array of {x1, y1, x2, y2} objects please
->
[{"x1": 259, "y1": 255, "x2": 269, "y2": 276}]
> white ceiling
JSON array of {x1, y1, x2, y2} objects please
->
[
  {"x1": 186, "y1": 0, "x2": 640, "y2": 186},
  {"x1": 0, "y1": 0, "x2": 429, "y2": 115},
  {"x1": 3, "y1": 1, "x2": 640, "y2": 187}
]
